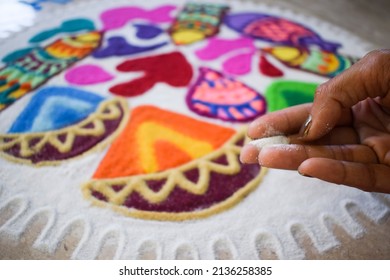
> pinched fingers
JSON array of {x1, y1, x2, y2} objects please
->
[
  {"x1": 240, "y1": 126, "x2": 359, "y2": 165},
  {"x1": 240, "y1": 144, "x2": 260, "y2": 164},
  {"x1": 298, "y1": 158, "x2": 390, "y2": 193},
  {"x1": 247, "y1": 104, "x2": 311, "y2": 139},
  {"x1": 247, "y1": 103, "x2": 352, "y2": 140},
  {"x1": 256, "y1": 144, "x2": 378, "y2": 170}
]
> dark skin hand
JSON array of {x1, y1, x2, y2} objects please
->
[{"x1": 240, "y1": 49, "x2": 390, "y2": 193}]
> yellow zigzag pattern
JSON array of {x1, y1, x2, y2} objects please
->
[
  {"x1": 82, "y1": 129, "x2": 267, "y2": 221},
  {"x1": 0, "y1": 98, "x2": 128, "y2": 165}
]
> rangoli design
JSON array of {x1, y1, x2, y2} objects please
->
[
  {"x1": 262, "y1": 46, "x2": 358, "y2": 78},
  {"x1": 0, "y1": 30, "x2": 102, "y2": 112},
  {"x1": 2, "y1": 47, "x2": 37, "y2": 64},
  {"x1": 186, "y1": 67, "x2": 266, "y2": 122},
  {"x1": 133, "y1": 23, "x2": 164, "y2": 39},
  {"x1": 65, "y1": 64, "x2": 114, "y2": 85},
  {"x1": 84, "y1": 105, "x2": 264, "y2": 220},
  {"x1": 265, "y1": 80, "x2": 319, "y2": 112},
  {"x1": 8, "y1": 86, "x2": 105, "y2": 133},
  {"x1": 109, "y1": 51, "x2": 193, "y2": 97},
  {"x1": 0, "y1": 86, "x2": 128, "y2": 165},
  {"x1": 28, "y1": 18, "x2": 95, "y2": 43},
  {"x1": 195, "y1": 37, "x2": 256, "y2": 75},
  {"x1": 1, "y1": 0, "x2": 387, "y2": 260},
  {"x1": 224, "y1": 13, "x2": 341, "y2": 52},
  {"x1": 92, "y1": 36, "x2": 167, "y2": 58},
  {"x1": 169, "y1": 3, "x2": 229, "y2": 45},
  {"x1": 100, "y1": 5, "x2": 176, "y2": 31},
  {"x1": 259, "y1": 54, "x2": 284, "y2": 77}
]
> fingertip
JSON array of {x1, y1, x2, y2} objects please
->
[
  {"x1": 258, "y1": 144, "x2": 300, "y2": 169},
  {"x1": 297, "y1": 157, "x2": 327, "y2": 174},
  {"x1": 247, "y1": 118, "x2": 264, "y2": 139},
  {"x1": 247, "y1": 117, "x2": 281, "y2": 139},
  {"x1": 257, "y1": 146, "x2": 273, "y2": 166},
  {"x1": 297, "y1": 158, "x2": 315, "y2": 176},
  {"x1": 298, "y1": 158, "x2": 345, "y2": 185},
  {"x1": 240, "y1": 144, "x2": 260, "y2": 164}
]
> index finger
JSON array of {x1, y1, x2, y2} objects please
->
[
  {"x1": 247, "y1": 103, "x2": 311, "y2": 139},
  {"x1": 247, "y1": 103, "x2": 352, "y2": 139}
]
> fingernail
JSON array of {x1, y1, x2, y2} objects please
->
[
  {"x1": 298, "y1": 170, "x2": 312, "y2": 178},
  {"x1": 300, "y1": 115, "x2": 312, "y2": 138}
]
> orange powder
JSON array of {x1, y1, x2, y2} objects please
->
[{"x1": 93, "y1": 105, "x2": 235, "y2": 179}]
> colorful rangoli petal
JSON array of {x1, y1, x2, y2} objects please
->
[
  {"x1": 65, "y1": 64, "x2": 114, "y2": 86},
  {"x1": 195, "y1": 37, "x2": 255, "y2": 60},
  {"x1": 93, "y1": 105, "x2": 235, "y2": 178},
  {"x1": 169, "y1": 3, "x2": 229, "y2": 45},
  {"x1": 265, "y1": 80, "x2": 319, "y2": 112},
  {"x1": 100, "y1": 5, "x2": 176, "y2": 31},
  {"x1": 224, "y1": 13, "x2": 341, "y2": 52},
  {"x1": 0, "y1": 93, "x2": 128, "y2": 165},
  {"x1": 262, "y1": 46, "x2": 358, "y2": 78},
  {"x1": 83, "y1": 106, "x2": 264, "y2": 220},
  {"x1": 109, "y1": 51, "x2": 193, "y2": 97},
  {"x1": 92, "y1": 36, "x2": 167, "y2": 58},
  {"x1": 195, "y1": 37, "x2": 256, "y2": 75},
  {"x1": 186, "y1": 67, "x2": 266, "y2": 122},
  {"x1": 28, "y1": 18, "x2": 96, "y2": 43},
  {"x1": 133, "y1": 23, "x2": 164, "y2": 39},
  {"x1": 223, "y1": 51, "x2": 254, "y2": 75},
  {"x1": 2, "y1": 47, "x2": 35, "y2": 64},
  {"x1": 259, "y1": 54, "x2": 284, "y2": 77},
  {"x1": 9, "y1": 86, "x2": 104, "y2": 133},
  {"x1": 0, "y1": 31, "x2": 102, "y2": 112}
]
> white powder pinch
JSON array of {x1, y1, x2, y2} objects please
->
[{"x1": 248, "y1": 135, "x2": 290, "y2": 149}]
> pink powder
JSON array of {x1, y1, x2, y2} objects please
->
[{"x1": 65, "y1": 64, "x2": 114, "y2": 85}]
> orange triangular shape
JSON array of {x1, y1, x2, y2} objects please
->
[
  {"x1": 154, "y1": 140, "x2": 193, "y2": 171},
  {"x1": 93, "y1": 105, "x2": 235, "y2": 179}
]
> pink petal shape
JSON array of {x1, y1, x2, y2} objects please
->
[
  {"x1": 65, "y1": 64, "x2": 114, "y2": 85},
  {"x1": 223, "y1": 51, "x2": 254, "y2": 75},
  {"x1": 195, "y1": 37, "x2": 255, "y2": 60},
  {"x1": 101, "y1": 5, "x2": 176, "y2": 31}
]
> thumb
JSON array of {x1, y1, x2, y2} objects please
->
[{"x1": 302, "y1": 49, "x2": 390, "y2": 140}]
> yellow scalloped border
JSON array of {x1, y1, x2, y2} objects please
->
[
  {"x1": 82, "y1": 128, "x2": 267, "y2": 221},
  {"x1": 0, "y1": 98, "x2": 129, "y2": 166}
]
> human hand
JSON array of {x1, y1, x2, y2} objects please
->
[{"x1": 240, "y1": 49, "x2": 390, "y2": 193}]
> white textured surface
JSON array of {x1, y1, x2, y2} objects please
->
[
  {"x1": 0, "y1": 0, "x2": 36, "y2": 39},
  {"x1": 249, "y1": 136, "x2": 290, "y2": 149},
  {"x1": 0, "y1": 0, "x2": 389, "y2": 260}
]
